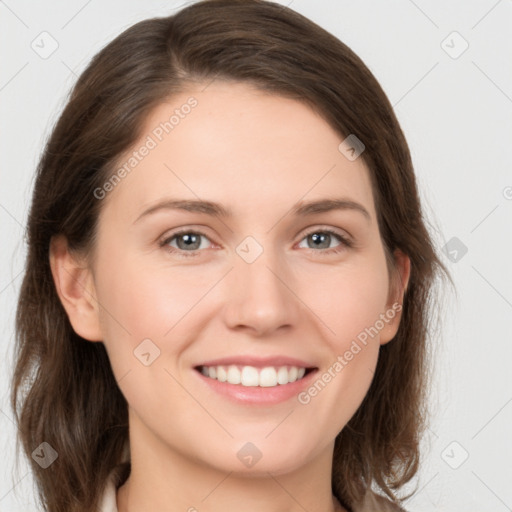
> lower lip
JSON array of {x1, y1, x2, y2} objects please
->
[{"x1": 194, "y1": 368, "x2": 318, "y2": 405}]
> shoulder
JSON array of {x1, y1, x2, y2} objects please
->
[{"x1": 350, "y1": 489, "x2": 409, "y2": 512}]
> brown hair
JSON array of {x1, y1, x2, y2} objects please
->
[{"x1": 10, "y1": 1, "x2": 452, "y2": 511}]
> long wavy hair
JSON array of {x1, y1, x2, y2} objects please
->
[{"x1": 10, "y1": 1, "x2": 451, "y2": 511}]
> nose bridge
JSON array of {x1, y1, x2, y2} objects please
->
[{"x1": 223, "y1": 235, "x2": 299, "y2": 334}]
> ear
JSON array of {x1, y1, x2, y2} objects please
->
[
  {"x1": 49, "y1": 234, "x2": 103, "y2": 342},
  {"x1": 379, "y1": 249, "x2": 411, "y2": 345}
]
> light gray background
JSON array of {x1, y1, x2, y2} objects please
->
[{"x1": 1, "y1": 1, "x2": 511, "y2": 510}]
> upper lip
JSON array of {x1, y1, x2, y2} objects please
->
[{"x1": 196, "y1": 355, "x2": 316, "y2": 369}]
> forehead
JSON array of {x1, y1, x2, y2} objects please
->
[{"x1": 102, "y1": 81, "x2": 376, "y2": 223}]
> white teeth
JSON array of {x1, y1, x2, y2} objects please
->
[
  {"x1": 216, "y1": 366, "x2": 227, "y2": 382},
  {"x1": 259, "y1": 367, "x2": 277, "y2": 387},
  {"x1": 241, "y1": 366, "x2": 259, "y2": 386},
  {"x1": 199, "y1": 365, "x2": 309, "y2": 387},
  {"x1": 227, "y1": 365, "x2": 241, "y2": 384},
  {"x1": 277, "y1": 366, "x2": 288, "y2": 384}
]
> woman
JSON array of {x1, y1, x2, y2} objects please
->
[{"x1": 11, "y1": 1, "x2": 451, "y2": 511}]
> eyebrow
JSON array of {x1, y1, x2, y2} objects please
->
[{"x1": 133, "y1": 197, "x2": 372, "y2": 224}]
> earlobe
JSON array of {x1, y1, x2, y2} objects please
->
[
  {"x1": 379, "y1": 249, "x2": 411, "y2": 345},
  {"x1": 49, "y1": 235, "x2": 103, "y2": 342}
]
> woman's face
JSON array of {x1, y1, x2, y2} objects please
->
[{"x1": 81, "y1": 81, "x2": 408, "y2": 475}]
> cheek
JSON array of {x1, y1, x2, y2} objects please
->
[
  {"x1": 95, "y1": 249, "x2": 204, "y2": 334},
  {"x1": 295, "y1": 261, "x2": 388, "y2": 431},
  {"x1": 297, "y1": 252, "x2": 389, "y2": 404},
  {"x1": 304, "y1": 254, "x2": 390, "y2": 347},
  {"x1": 92, "y1": 251, "x2": 217, "y2": 450},
  {"x1": 93, "y1": 247, "x2": 223, "y2": 380}
]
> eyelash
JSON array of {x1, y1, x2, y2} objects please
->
[{"x1": 158, "y1": 227, "x2": 353, "y2": 258}]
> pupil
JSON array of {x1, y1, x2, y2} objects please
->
[
  {"x1": 179, "y1": 233, "x2": 199, "y2": 249},
  {"x1": 311, "y1": 233, "x2": 329, "y2": 248}
]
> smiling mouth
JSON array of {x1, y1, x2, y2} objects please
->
[{"x1": 195, "y1": 364, "x2": 316, "y2": 387}]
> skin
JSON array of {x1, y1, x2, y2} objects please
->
[{"x1": 50, "y1": 81, "x2": 410, "y2": 512}]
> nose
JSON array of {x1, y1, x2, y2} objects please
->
[{"x1": 221, "y1": 244, "x2": 301, "y2": 337}]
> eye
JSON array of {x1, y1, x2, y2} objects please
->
[
  {"x1": 297, "y1": 228, "x2": 353, "y2": 255},
  {"x1": 159, "y1": 227, "x2": 353, "y2": 258},
  {"x1": 159, "y1": 229, "x2": 213, "y2": 258}
]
